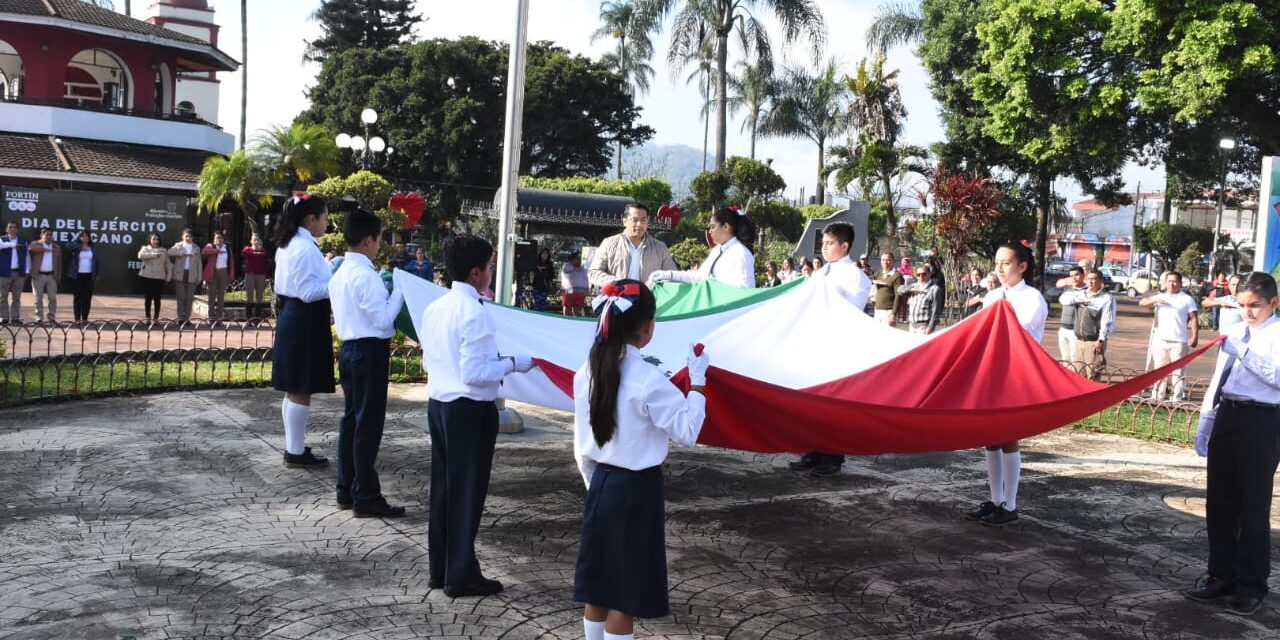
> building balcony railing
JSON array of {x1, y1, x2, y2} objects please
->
[
  {"x1": 1, "y1": 94, "x2": 223, "y2": 130},
  {"x1": 0, "y1": 96, "x2": 234, "y2": 155}
]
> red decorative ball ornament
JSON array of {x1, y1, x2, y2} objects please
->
[{"x1": 389, "y1": 192, "x2": 427, "y2": 228}]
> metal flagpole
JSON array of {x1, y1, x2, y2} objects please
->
[{"x1": 494, "y1": 0, "x2": 531, "y2": 306}]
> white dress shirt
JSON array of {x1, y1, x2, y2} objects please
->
[
  {"x1": 627, "y1": 239, "x2": 644, "y2": 281},
  {"x1": 573, "y1": 345, "x2": 706, "y2": 487},
  {"x1": 1200, "y1": 316, "x2": 1280, "y2": 415},
  {"x1": 982, "y1": 280, "x2": 1049, "y2": 342},
  {"x1": 181, "y1": 242, "x2": 197, "y2": 271},
  {"x1": 215, "y1": 244, "x2": 228, "y2": 269},
  {"x1": 423, "y1": 281, "x2": 515, "y2": 402},
  {"x1": 816, "y1": 255, "x2": 872, "y2": 309},
  {"x1": 273, "y1": 228, "x2": 330, "y2": 302},
  {"x1": 687, "y1": 237, "x2": 755, "y2": 288},
  {"x1": 329, "y1": 252, "x2": 405, "y2": 341},
  {"x1": 33, "y1": 242, "x2": 52, "y2": 272}
]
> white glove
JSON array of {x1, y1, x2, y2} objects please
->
[
  {"x1": 687, "y1": 344, "x2": 709, "y2": 386},
  {"x1": 647, "y1": 270, "x2": 672, "y2": 286},
  {"x1": 513, "y1": 355, "x2": 536, "y2": 373},
  {"x1": 1194, "y1": 410, "x2": 1215, "y2": 457}
]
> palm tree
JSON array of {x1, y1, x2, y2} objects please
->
[
  {"x1": 727, "y1": 58, "x2": 775, "y2": 160},
  {"x1": 669, "y1": 19, "x2": 717, "y2": 172},
  {"x1": 827, "y1": 58, "x2": 923, "y2": 236},
  {"x1": 865, "y1": 1, "x2": 923, "y2": 56},
  {"x1": 240, "y1": 0, "x2": 247, "y2": 151},
  {"x1": 638, "y1": 0, "x2": 825, "y2": 170},
  {"x1": 252, "y1": 123, "x2": 339, "y2": 190},
  {"x1": 592, "y1": 1, "x2": 656, "y2": 179},
  {"x1": 760, "y1": 61, "x2": 848, "y2": 205},
  {"x1": 196, "y1": 150, "x2": 273, "y2": 235}
]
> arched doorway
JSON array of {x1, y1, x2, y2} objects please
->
[
  {"x1": 65, "y1": 48, "x2": 133, "y2": 109},
  {"x1": 154, "y1": 61, "x2": 173, "y2": 114},
  {"x1": 0, "y1": 40, "x2": 21, "y2": 100}
]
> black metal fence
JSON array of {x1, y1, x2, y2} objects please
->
[
  {"x1": 0, "y1": 318, "x2": 1203, "y2": 447},
  {"x1": 0, "y1": 320, "x2": 425, "y2": 407}
]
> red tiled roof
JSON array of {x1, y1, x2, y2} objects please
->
[
  {"x1": 0, "y1": 132, "x2": 212, "y2": 185},
  {"x1": 0, "y1": 133, "x2": 61, "y2": 172},
  {"x1": 61, "y1": 138, "x2": 210, "y2": 182}
]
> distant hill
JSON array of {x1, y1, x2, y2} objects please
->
[{"x1": 609, "y1": 142, "x2": 709, "y2": 200}]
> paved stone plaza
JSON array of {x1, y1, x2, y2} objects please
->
[{"x1": 1, "y1": 386, "x2": 1277, "y2": 639}]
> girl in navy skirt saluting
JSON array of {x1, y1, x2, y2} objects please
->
[
  {"x1": 272, "y1": 192, "x2": 334, "y2": 468},
  {"x1": 572, "y1": 279, "x2": 710, "y2": 640}
]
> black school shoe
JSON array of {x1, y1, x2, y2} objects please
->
[
  {"x1": 1184, "y1": 576, "x2": 1234, "y2": 602},
  {"x1": 353, "y1": 497, "x2": 406, "y2": 518},
  {"x1": 809, "y1": 462, "x2": 842, "y2": 477},
  {"x1": 789, "y1": 453, "x2": 820, "y2": 470},
  {"x1": 444, "y1": 578, "x2": 503, "y2": 598},
  {"x1": 1226, "y1": 593, "x2": 1265, "y2": 616},
  {"x1": 283, "y1": 447, "x2": 328, "y2": 468},
  {"x1": 967, "y1": 501, "x2": 998, "y2": 520},
  {"x1": 980, "y1": 505, "x2": 1018, "y2": 526}
]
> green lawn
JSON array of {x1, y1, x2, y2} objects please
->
[{"x1": 1069, "y1": 401, "x2": 1198, "y2": 446}]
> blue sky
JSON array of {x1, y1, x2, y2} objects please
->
[{"x1": 207, "y1": 0, "x2": 1161, "y2": 206}]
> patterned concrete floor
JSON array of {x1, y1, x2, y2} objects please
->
[{"x1": 1, "y1": 386, "x2": 1276, "y2": 639}]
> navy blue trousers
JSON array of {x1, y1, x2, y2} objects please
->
[
  {"x1": 427, "y1": 397, "x2": 499, "y2": 586},
  {"x1": 1206, "y1": 401, "x2": 1280, "y2": 597},
  {"x1": 336, "y1": 338, "x2": 390, "y2": 506}
]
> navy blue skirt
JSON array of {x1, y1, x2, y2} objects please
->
[
  {"x1": 272, "y1": 296, "x2": 336, "y2": 394},
  {"x1": 573, "y1": 463, "x2": 669, "y2": 618}
]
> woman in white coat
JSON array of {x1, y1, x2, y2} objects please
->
[{"x1": 647, "y1": 208, "x2": 756, "y2": 289}]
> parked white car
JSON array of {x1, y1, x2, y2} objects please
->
[
  {"x1": 1125, "y1": 269, "x2": 1161, "y2": 296},
  {"x1": 1099, "y1": 266, "x2": 1127, "y2": 291}
]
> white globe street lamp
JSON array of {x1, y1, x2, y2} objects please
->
[
  {"x1": 361, "y1": 108, "x2": 378, "y2": 125},
  {"x1": 335, "y1": 132, "x2": 351, "y2": 148}
]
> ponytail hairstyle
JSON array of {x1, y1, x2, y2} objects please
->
[
  {"x1": 712, "y1": 207, "x2": 756, "y2": 252},
  {"x1": 587, "y1": 279, "x2": 657, "y2": 447},
  {"x1": 996, "y1": 241, "x2": 1035, "y2": 283},
  {"x1": 274, "y1": 192, "x2": 327, "y2": 248}
]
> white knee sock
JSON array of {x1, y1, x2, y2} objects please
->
[
  {"x1": 603, "y1": 633, "x2": 633, "y2": 640},
  {"x1": 1002, "y1": 451, "x2": 1021, "y2": 511},
  {"x1": 282, "y1": 398, "x2": 308, "y2": 455},
  {"x1": 583, "y1": 618, "x2": 605, "y2": 640},
  {"x1": 985, "y1": 449, "x2": 1004, "y2": 505}
]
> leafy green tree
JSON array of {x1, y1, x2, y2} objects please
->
[
  {"x1": 307, "y1": 171, "x2": 406, "y2": 263},
  {"x1": 297, "y1": 38, "x2": 654, "y2": 216},
  {"x1": 669, "y1": 237, "x2": 711, "y2": 270},
  {"x1": 688, "y1": 156, "x2": 785, "y2": 212},
  {"x1": 637, "y1": 0, "x2": 826, "y2": 170},
  {"x1": 1133, "y1": 222, "x2": 1214, "y2": 267},
  {"x1": 760, "y1": 61, "x2": 849, "y2": 205},
  {"x1": 592, "y1": 0, "x2": 656, "y2": 179},
  {"x1": 1107, "y1": 0, "x2": 1279, "y2": 155},
  {"x1": 196, "y1": 150, "x2": 273, "y2": 234},
  {"x1": 970, "y1": 0, "x2": 1134, "y2": 280},
  {"x1": 305, "y1": 0, "x2": 421, "y2": 63},
  {"x1": 252, "y1": 123, "x2": 340, "y2": 191},
  {"x1": 1175, "y1": 245, "x2": 1204, "y2": 281},
  {"x1": 798, "y1": 203, "x2": 838, "y2": 220}
]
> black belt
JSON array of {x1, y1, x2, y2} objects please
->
[
  {"x1": 1221, "y1": 397, "x2": 1280, "y2": 410},
  {"x1": 39, "y1": 271, "x2": 53, "y2": 274}
]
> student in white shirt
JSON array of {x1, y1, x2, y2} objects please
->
[
  {"x1": 422, "y1": 235, "x2": 536, "y2": 598},
  {"x1": 1139, "y1": 271, "x2": 1199, "y2": 402},
  {"x1": 572, "y1": 279, "x2": 709, "y2": 640},
  {"x1": 789, "y1": 222, "x2": 872, "y2": 477},
  {"x1": 271, "y1": 193, "x2": 334, "y2": 469},
  {"x1": 1189, "y1": 272, "x2": 1280, "y2": 616},
  {"x1": 968, "y1": 242, "x2": 1048, "y2": 527},
  {"x1": 648, "y1": 208, "x2": 757, "y2": 289},
  {"x1": 328, "y1": 210, "x2": 406, "y2": 518}
]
